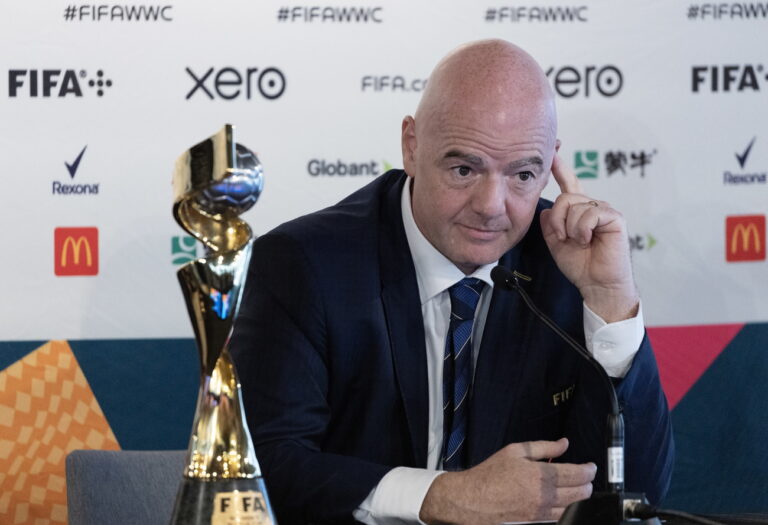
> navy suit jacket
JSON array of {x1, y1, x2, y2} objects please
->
[{"x1": 231, "y1": 170, "x2": 674, "y2": 525}]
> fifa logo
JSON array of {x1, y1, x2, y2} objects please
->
[
  {"x1": 725, "y1": 216, "x2": 765, "y2": 262},
  {"x1": 54, "y1": 227, "x2": 99, "y2": 276}
]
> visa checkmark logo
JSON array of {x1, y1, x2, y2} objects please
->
[
  {"x1": 735, "y1": 137, "x2": 756, "y2": 169},
  {"x1": 65, "y1": 145, "x2": 87, "y2": 179}
]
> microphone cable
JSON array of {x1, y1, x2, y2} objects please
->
[{"x1": 627, "y1": 501, "x2": 730, "y2": 525}]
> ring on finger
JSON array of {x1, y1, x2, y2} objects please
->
[{"x1": 587, "y1": 200, "x2": 598, "y2": 207}]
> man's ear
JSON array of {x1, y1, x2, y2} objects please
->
[{"x1": 401, "y1": 116, "x2": 417, "y2": 175}]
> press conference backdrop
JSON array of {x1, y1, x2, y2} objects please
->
[{"x1": 1, "y1": 0, "x2": 767, "y2": 522}]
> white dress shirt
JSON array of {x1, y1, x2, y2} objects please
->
[{"x1": 353, "y1": 178, "x2": 645, "y2": 524}]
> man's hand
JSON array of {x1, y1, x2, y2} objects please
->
[
  {"x1": 539, "y1": 154, "x2": 639, "y2": 323},
  {"x1": 419, "y1": 438, "x2": 595, "y2": 524}
]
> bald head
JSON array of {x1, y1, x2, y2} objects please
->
[
  {"x1": 401, "y1": 39, "x2": 559, "y2": 274},
  {"x1": 415, "y1": 39, "x2": 556, "y2": 138}
]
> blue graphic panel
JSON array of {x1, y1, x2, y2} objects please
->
[
  {"x1": 0, "y1": 341, "x2": 47, "y2": 370},
  {"x1": 69, "y1": 338, "x2": 198, "y2": 450},
  {"x1": 664, "y1": 322, "x2": 768, "y2": 513}
]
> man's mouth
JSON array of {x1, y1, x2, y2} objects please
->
[{"x1": 458, "y1": 224, "x2": 505, "y2": 241}]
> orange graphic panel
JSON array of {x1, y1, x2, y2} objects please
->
[{"x1": 0, "y1": 340, "x2": 120, "y2": 524}]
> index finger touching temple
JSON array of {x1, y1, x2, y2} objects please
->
[{"x1": 551, "y1": 153, "x2": 584, "y2": 195}]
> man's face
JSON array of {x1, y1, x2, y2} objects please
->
[{"x1": 402, "y1": 104, "x2": 555, "y2": 274}]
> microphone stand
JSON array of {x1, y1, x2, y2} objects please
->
[
  {"x1": 490, "y1": 266, "x2": 656, "y2": 525},
  {"x1": 491, "y1": 266, "x2": 728, "y2": 525}
]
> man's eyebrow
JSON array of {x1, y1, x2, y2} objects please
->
[
  {"x1": 443, "y1": 150, "x2": 485, "y2": 167},
  {"x1": 506, "y1": 156, "x2": 544, "y2": 171}
]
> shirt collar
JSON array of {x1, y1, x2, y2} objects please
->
[{"x1": 401, "y1": 176, "x2": 496, "y2": 305}]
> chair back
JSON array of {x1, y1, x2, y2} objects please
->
[{"x1": 66, "y1": 449, "x2": 186, "y2": 525}]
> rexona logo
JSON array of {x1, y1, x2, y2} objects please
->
[
  {"x1": 53, "y1": 145, "x2": 100, "y2": 195},
  {"x1": 574, "y1": 149, "x2": 656, "y2": 178},
  {"x1": 545, "y1": 65, "x2": 622, "y2": 98},
  {"x1": 692, "y1": 64, "x2": 767, "y2": 92},
  {"x1": 308, "y1": 159, "x2": 392, "y2": 177},
  {"x1": 186, "y1": 67, "x2": 286, "y2": 100},
  {"x1": 8, "y1": 69, "x2": 112, "y2": 97},
  {"x1": 726, "y1": 215, "x2": 766, "y2": 261},
  {"x1": 55, "y1": 227, "x2": 99, "y2": 276},
  {"x1": 723, "y1": 137, "x2": 766, "y2": 185},
  {"x1": 172, "y1": 235, "x2": 203, "y2": 265}
]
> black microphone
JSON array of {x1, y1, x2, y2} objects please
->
[
  {"x1": 490, "y1": 266, "x2": 625, "y2": 492},
  {"x1": 491, "y1": 266, "x2": 645, "y2": 525},
  {"x1": 491, "y1": 266, "x2": 729, "y2": 525}
]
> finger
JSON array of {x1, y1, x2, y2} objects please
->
[
  {"x1": 507, "y1": 438, "x2": 569, "y2": 460},
  {"x1": 530, "y1": 506, "x2": 566, "y2": 523},
  {"x1": 539, "y1": 209, "x2": 559, "y2": 248},
  {"x1": 533, "y1": 504, "x2": 570, "y2": 522},
  {"x1": 548, "y1": 507, "x2": 566, "y2": 521},
  {"x1": 551, "y1": 462, "x2": 598, "y2": 487},
  {"x1": 569, "y1": 200, "x2": 627, "y2": 245},
  {"x1": 551, "y1": 154, "x2": 584, "y2": 195},
  {"x1": 565, "y1": 202, "x2": 602, "y2": 245},
  {"x1": 543, "y1": 194, "x2": 590, "y2": 242},
  {"x1": 554, "y1": 484, "x2": 594, "y2": 507},
  {"x1": 545, "y1": 195, "x2": 607, "y2": 243},
  {"x1": 542, "y1": 199, "x2": 567, "y2": 242}
]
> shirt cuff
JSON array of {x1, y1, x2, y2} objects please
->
[
  {"x1": 583, "y1": 301, "x2": 645, "y2": 378},
  {"x1": 353, "y1": 467, "x2": 444, "y2": 525}
]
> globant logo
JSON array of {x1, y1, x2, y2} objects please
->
[
  {"x1": 53, "y1": 145, "x2": 101, "y2": 195},
  {"x1": 692, "y1": 64, "x2": 766, "y2": 92},
  {"x1": 307, "y1": 159, "x2": 391, "y2": 177},
  {"x1": 186, "y1": 66, "x2": 286, "y2": 100},
  {"x1": 546, "y1": 65, "x2": 622, "y2": 98},
  {"x1": 361, "y1": 76, "x2": 426, "y2": 92},
  {"x1": 629, "y1": 233, "x2": 657, "y2": 252},
  {"x1": 723, "y1": 137, "x2": 766, "y2": 185}
]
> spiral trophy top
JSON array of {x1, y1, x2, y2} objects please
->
[{"x1": 172, "y1": 124, "x2": 263, "y2": 253}]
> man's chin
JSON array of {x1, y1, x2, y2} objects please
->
[{"x1": 451, "y1": 251, "x2": 506, "y2": 275}]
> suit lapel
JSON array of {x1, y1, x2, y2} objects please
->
[{"x1": 378, "y1": 172, "x2": 429, "y2": 467}]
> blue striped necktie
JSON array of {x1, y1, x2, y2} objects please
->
[{"x1": 442, "y1": 277, "x2": 486, "y2": 470}]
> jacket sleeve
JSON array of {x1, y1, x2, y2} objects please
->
[
  {"x1": 230, "y1": 232, "x2": 391, "y2": 525},
  {"x1": 616, "y1": 333, "x2": 675, "y2": 505},
  {"x1": 562, "y1": 333, "x2": 674, "y2": 506}
]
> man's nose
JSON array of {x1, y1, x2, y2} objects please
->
[{"x1": 471, "y1": 174, "x2": 506, "y2": 218}]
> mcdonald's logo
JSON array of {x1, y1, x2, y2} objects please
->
[
  {"x1": 54, "y1": 227, "x2": 99, "y2": 276},
  {"x1": 725, "y1": 215, "x2": 765, "y2": 262}
]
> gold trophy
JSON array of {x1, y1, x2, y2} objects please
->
[{"x1": 170, "y1": 124, "x2": 276, "y2": 525}]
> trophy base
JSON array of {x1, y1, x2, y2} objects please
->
[{"x1": 169, "y1": 477, "x2": 277, "y2": 525}]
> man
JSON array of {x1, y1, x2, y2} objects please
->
[{"x1": 231, "y1": 40, "x2": 673, "y2": 524}]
